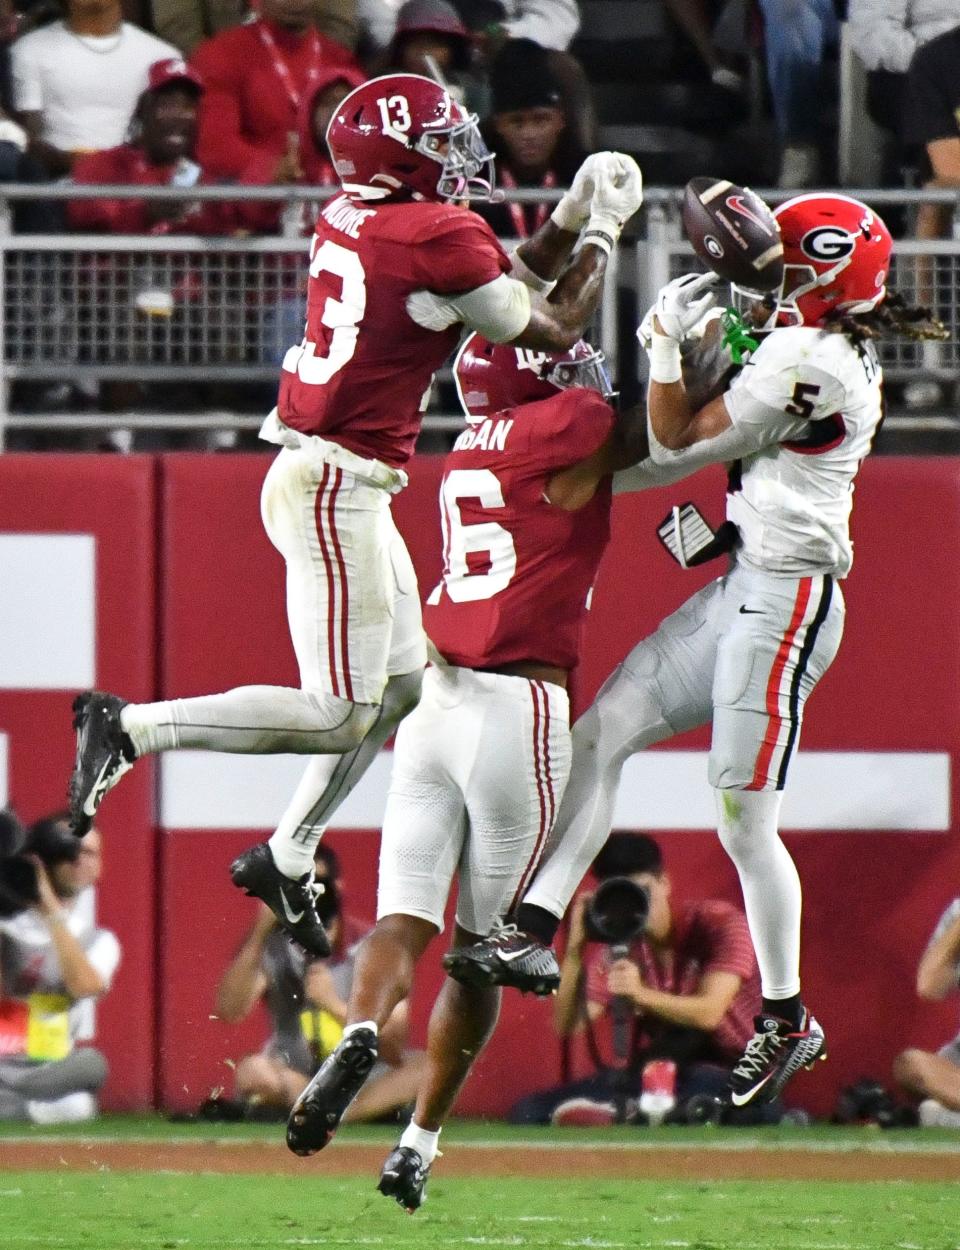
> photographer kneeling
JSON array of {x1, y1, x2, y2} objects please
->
[
  {"x1": 509, "y1": 833, "x2": 778, "y2": 1126},
  {"x1": 0, "y1": 813, "x2": 119, "y2": 1123}
]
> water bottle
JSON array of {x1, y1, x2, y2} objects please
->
[{"x1": 638, "y1": 1059, "x2": 677, "y2": 1126}]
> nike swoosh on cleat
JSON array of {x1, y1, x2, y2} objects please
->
[
  {"x1": 738, "y1": 606, "x2": 764, "y2": 615},
  {"x1": 729, "y1": 1072, "x2": 777, "y2": 1106},
  {"x1": 82, "y1": 758, "x2": 115, "y2": 816},
  {"x1": 497, "y1": 946, "x2": 536, "y2": 964},
  {"x1": 279, "y1": 892, "x2": 305, "y2": 925}
]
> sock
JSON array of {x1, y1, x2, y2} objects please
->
[
  {"x1": 515, "y1": 903, "x2": 560, "y2": 946},
  {"x1": 399, "y1": 1120, "x2": 440, "y2": 1167},
  {"x1": 342, "y1": 1020, "x2": 378, "y2": 1042},
  {"x1": 714, "y1": 787, "x2": 801, "y2": 1001},
  {"x1": 120, "y1": 687, "x2": 375, "y2": 757},
  {"x1": 268, "y1": 671, "x2": 423, "y2": 878},
  {"x1": 762, "y1": 995, "x2": 803, "y2": 1029}
]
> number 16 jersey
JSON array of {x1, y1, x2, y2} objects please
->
[
  {"x1": 426, "y1": 385, "x2": 615, "y2": 671},
  {"x1": 276, "y1": 193, "x2": 510, "y2": 469}
]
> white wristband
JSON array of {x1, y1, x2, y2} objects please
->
[{"x1": 648, "y1": 332, "x2": 682, "y2": 384}]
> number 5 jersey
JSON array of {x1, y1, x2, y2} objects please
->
[{"x1": 426, "y1": 384, "x2": 616, "y2": 671}]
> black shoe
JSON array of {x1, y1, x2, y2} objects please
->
[
  {"x1": 230, "y1": 843, "x2": 331, "y2": 958},
  {"x1": 442, "y1": 924, "x2": 560, "y2": 995},
  {"x1": 286, "y1": 1027, "x2": 378, "y2": 1156},
  {"x1": 378, "y1": 1145, "x2": 430, "y2": 1212},
  {"x1": 728, "y1": 1008, "x2": 827, "y2": 1107},
  {"x1": 68, "y1": 691, "x2": 135, "y2": 836}
]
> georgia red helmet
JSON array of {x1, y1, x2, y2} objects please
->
[
  {"x1": 772, "y1": 193, "x2": 892, "y2": 327},
  {"x1": 453, "y1": 332, "x2": 613, "y2": 425},
  {"x1": 326, "y1": 73, "x2": 495, "y2": 203}
]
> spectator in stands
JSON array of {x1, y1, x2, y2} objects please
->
[
  {"x1": 660, "y1": 0, "x2": 746, "y2": 94},
  {"x1": 216, "y1": 844, "x2": 424, "y2": 1120},
  {"x1": 190, "y1": 0, "x2": 358, "y2": 180},
  {"x1": 379, "y1": 0, "x2": 475, "y2": 104},
  {"x1": 67, "y1": 59, "x2": 238, "y2": 234},
  {"x1": 475, "y1": 38, "x2": 587, "y2": 240},
  {"x1": 847, "y1": 0, "x2": 958, "y2": 140},
  {"x1": 508, "y1": 834, "x2": 771, "y2": 1126},
  {"x1": 893, "y1": 897, "x2": 960, "y2": 1128},
  {"x1": 153, "y1": 0, "x2": 358, "y2": 58},
  {"x1": 10, "y1": 0, "x2": 180, "y2": 175},
  {"x1": 757, "y1": 0, "x2": 838, "y2": 187},
  {"x1": 0, "y1": 818, "x2": 119, "y2": 1124}
]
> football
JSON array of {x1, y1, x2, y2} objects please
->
[{"x1": 682, "y1": 176, "x2": 784, "y2": 292}]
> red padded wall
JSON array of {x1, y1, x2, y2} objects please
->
[
  {"x1": 155, "y1": 455, "x2": 960, "y2": 1119},
  {"x1": 0, "y1": 455, "x2": 158, "y2": 1108}
]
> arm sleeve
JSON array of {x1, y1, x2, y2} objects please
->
[
  {"x1": 846, "y1": 0, "x2": 916, "y2": 74},
  {"x1": 67, "y1": 154, "x2": 142, "y2": 232},
  {"x1": 503, "y1": 0, "x2": 580, "y2": 50},
  {"x1": 446, "y1": 274, "x2": 532, "y2": 343},
  {"x1": 82, "y1": 929, "x2": 121, "y2": 992},
  {"x1": 192, "y1": 40, "x2": 267, "y2": 180},
  {"x1": 903, "y1": 40, "x2": 957, "y2": 147},
  {"x1": 9, "y1": 38, "x2": 42, "y2": 114}
]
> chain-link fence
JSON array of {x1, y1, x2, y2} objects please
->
[{"x1": 0, "y1": 184, "x2": 958, "y2": 444}]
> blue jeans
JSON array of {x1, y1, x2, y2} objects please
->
[{"x1": 757, "y1": 0, "x2": 838, "y2": 143}]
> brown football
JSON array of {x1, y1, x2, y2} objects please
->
[{"x1": 682, "y1": 176, "x2": 783, "y2": 292}]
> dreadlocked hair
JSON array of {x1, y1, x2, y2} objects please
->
[{"x1": 823, "y1": 289, "x2": 949, "y2": 346}]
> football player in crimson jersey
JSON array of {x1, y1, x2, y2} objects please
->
[
  {"x1": 280, "y1": 331, "x2": 648, "y2": 1202},
  {"x1": 450, "y1": 192, "x2": 949, "y2": 1111},
  {"x1": 66, "y1": 73, "x2": 644, "y2": 960}
]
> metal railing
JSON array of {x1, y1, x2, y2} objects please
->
[{"x1": 0, "y1": 184, "x2": 959, "y2": 444}]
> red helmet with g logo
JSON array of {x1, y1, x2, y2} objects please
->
[
  {"x1": 453, "y1": 332, "x2": 613, "y2": 425},
  {"x1": 326, "y1": 73, "x2": 495, "y2": 203},
  {"x1": 772, "y1": 193, "x2": 892, "y2": 327}
]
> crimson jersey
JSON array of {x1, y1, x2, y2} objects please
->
[
  {"x1": 278, "y1": 194, "x2": 510, "y2": 468},
  {"x1": 425, "y1": 385, "x2": 615, "y2": 671}
]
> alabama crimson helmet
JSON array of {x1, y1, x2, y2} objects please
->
[
  {"x1": 326, "y1": 73, "x2": 495, "y2": 202},
  {"x1": 454, "y1": 332, "x2": 613, "y2": 425},
  {"x1": 772, "y1": 193, "x2": 892, "y2": 327}
]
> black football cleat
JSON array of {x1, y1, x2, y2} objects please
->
[
  {"x1": 378, "y1": 1145, "x2": 430, "y2": 1212},
  {"x1": 443, "y1": 924, "x2": 560, "y2": 995},
  {"x1": 286, "y1": 1026, "x2": 378, "y2": 1156},
  {"x1": 728, "y1": 1008, "x2": 827, "y2": 1107},
  {"x1": 68, "y1": 691, "x2": 135, "y2": 836},
  {"x1": 230, "y1": 842, "x2": 331, "y2": 958}
]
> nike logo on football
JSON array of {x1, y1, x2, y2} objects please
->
[
  {"x1": 729, "y1": 1072, "x2": 777, "y2": 1106},
  {"x1": 279, "y1": 892, "x2": 305, "y2": 925},
  {"x1": 738, "y1": 606, "x2": 763, "y2": 615}
]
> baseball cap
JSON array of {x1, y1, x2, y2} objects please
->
[
  {"x1": 146, "y1": 58, "x2": 204, "y2": 94},
  {"x1": 394, "y1": 0, "x2": 471, "y2": 39}
]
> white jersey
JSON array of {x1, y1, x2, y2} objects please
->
[{"x1": 723, "y1": 326, "x2": 883, "y2": 578}]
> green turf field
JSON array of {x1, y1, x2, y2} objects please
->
[{"x1": 1, "y1": 1120, "x2": 958, "y2": 1250}]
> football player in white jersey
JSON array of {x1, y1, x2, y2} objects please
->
[{"x1": 449, "y1": 192, "x2": 948, "y2": 1109}]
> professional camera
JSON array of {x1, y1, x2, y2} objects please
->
[
  {"x1": 584, "y1": 875, "x2": 650, "y2": 946},
  {"x1": 0, "y1": 809, "x2": 80, "y2": 918}
]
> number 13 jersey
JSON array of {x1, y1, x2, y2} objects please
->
[
  {"x1": 426, "y1": 385, "x2": 615, "y2": 671},
  {"x1": 275, "y1": 194, "x2": 510, "y2": 468}
]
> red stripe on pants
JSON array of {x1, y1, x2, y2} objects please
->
[
  {"x1": 313, "y1": 463, "x2": 341, "y2": 697},
  {"x1": 325, "y1": 467, "x2": 353, "y2": 702},
  {"x1": 509, "y1": 682, "x2": 550, "y2": 915},
  {"x1": 745, "y1": 577, "x2": 812, "y2": 791}
]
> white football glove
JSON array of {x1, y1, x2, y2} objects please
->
[
  {"x1": 585, "y1": 154, "x2": 644, "y2": 244},
  {"x1": 551, "y1": 151, "x2": 634, "y2": 233},
  {"x1": 649, "y1": 273, "x2": 720, "y2": 343}
]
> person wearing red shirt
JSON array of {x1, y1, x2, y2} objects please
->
[
  {"x1": 68, "y1": 58, "x2": 234, "y2": 235},
  {"x1": 508, "y1": 833, "x2": 767, "y2": 1127},
  {"x1": 275, "y1": 331, "x2": 645, "y2": 1211},
  {"x1": 190, "y1": 0, "x2": 359, "y2": 180}
]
